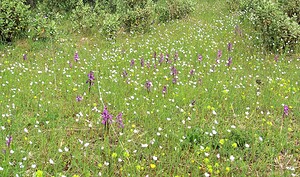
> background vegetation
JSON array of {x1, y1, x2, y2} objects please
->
[
  {"x1": 1, "y1": 0, "x2": 195, "y2": 42},
  {"x1": 228, "y1": 0, "x2": 300, "y2": 53}
]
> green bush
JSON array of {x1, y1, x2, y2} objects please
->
[
  {"x1": 0, "y1": 0, "x2": 30, "y2": 43},
  {"x1": 278, "y1": 0, "x2": 300, "y2": 24},
  {"x1": 122, "y1": 5, "x2": 154, "y2": 33},
  {"x1": 122, "y1": 0, "x2": 149, "y2": 9},
  {"x1": 155, "y1": 2, "x2": 170, "y2": 22},
  {"x1": 155, "y1": 0, "x2": 195, "y2": 23},
  {"x1": 70, "y1": 0, "x2": 103, "y2": 33},
  {"x1": 230, "y1": 0, "x2": 300, "y2": 52},
  {"x1": 27, "y1": 12, "x2": 57, "y2": 41},
  {"x1": 251, "y1": 1, "x2": 300, "y2": 51},
  {"x1": 102, "y1": 13, "x2": 121, "y2": 39},
  {"x1": 36, "y1": 0, "x2": 78, "y2": 12}
]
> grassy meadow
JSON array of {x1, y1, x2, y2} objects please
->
[{"x1": 0, "y1": 0, "x2": 299, "y2": 176}]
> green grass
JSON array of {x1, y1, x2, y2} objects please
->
[{"x1": 0, "y1": 0, "x2": 299, "y2": 176}]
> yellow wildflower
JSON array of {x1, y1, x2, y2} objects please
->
[
  {"x1": 112, "y1": 152, "x2": 117, "y2": 158},
  {"x1": 136, "y1": 165, "x2": 141, "y2": 170},
  {"x1": 150, "y1": 164, "x2": 156, "y2": 169},
  {"x1": 219, "y1": 139, "x2": 225, "y2": 145},
  {"x1": 203, "y1": 158, "x2": 210, "y2": 164},
  {"x1": 225, "y1": 167, "x2": 230, "y2": 173},
  {"x1": 36, "y1": 170, "x2": 43, "y2": 177},
  {"x1": 232, "y1": 143, "x2": 237, "y2": 148},
  {"x1": 123, "y1": 152, "x2": 130, "y2": 158}
]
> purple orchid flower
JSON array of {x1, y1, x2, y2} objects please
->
[
  {"x1": 162, "y1": 85, "x2": 167, "y2": 95},
  {"x1": 87, "y1": 71, "x2": 95, "y2": 81},
  {"x1": 216, "y1": 50, "x2": 222, "y2": 64},
  {"x1": 174, "y1": 51, "x2": 178, "y2": 61},
  {"x1": 283, "y1": 105, "x2": 289, "y2": 116},
  {"x1": 159, "y1": 53, "x2": 164, "y2": 64},
  {"x1": 116, "y1": 112, "x2": 124, "y2": 128},
  {"x1": 86, "y1": 71, "x2": 95, "y2": 92},
  {"x1": 198, "y1": 54, "x2": 203, "y2": 62},
  {"x1": 274, "y1": 55, "x2": 279, "y2": 62},
  {"x1": 166, "y1": 53, "x2": 169, "y2": 63},
  {"x1": 102, "y1": 106, "x2": 113, "y2": 126},
  {"x1": 140, "y1": 58, "x2": 145, "y2": 67},
  {"x1": 171, "y1": 66, "x2": 178, "y2": 76},
  {"x1": 23, "y1": 54, "x2": 27, "y2": 60},
  {"x1": 172, "y1": 77, "x2": 177, "y2": 84},
  {"x1": 145, "y1": 80, "x2": 152, "y2": 92},
  {"x1": 68, "y1": 61, "x2": 72, "y2": 68},
  {"x1": 227, "y1": 57, "x2": 232, "y2": 67},
  {"x1": 76, "y1": 95, "x2": 83, "y2": 102},
  {"x1": 6, "y1": 136, "x2": 12, "y2": 148},
  {"x1": 190, "y1": 69, "x2": 195, "y2": 76},
  {"x1": 122, "y1": 70, "x2": 128, "y2": 78},
  {"x1": 228, "y1": 42, "x2": 233, "y2": 52},
  {"x1": 153, "y1": 52, "x2": 157, "y2": 60},
  {"x1": 130, "y1": 59, "x2": 135, "y2": 67},
  {"x1": 74, "y1": 51, "x2": 79, "y2": 62},
  {"x1": 217, "y1": 50, "x2": 222, "y2": 59}
]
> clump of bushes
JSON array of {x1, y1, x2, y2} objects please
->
[
  {"x1": 229, "y1": 0, "x2": 300, "y2": 52},
  {"x1": 102, "y1": 13, "x2": 121, "y2": 40},
  {"x1": 156, "y1": 0, "x2": 195, "y2": 23},
  {"x1": 0, "y1": 0, "x2": 30, "y2": 42},
  {"x1": 278, "y1": 0, "x2": 300, "y2": 24},
  {"x1": 70, "y1": 0, "x2": 102, "y2": 33},
  {"x1": 27, "y1": 12, "x2": 57, "y2": 41},
  {"x1": 122, "y1": 5, "x2": 154, "y2": 33},
  {"x1": 69, "y1": 0, "x2": 195, "y2": 35},
  {"x1": 1, "y1": 0, "x2": 196, "y2": 44}
]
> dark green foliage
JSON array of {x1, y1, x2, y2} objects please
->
[
  {"x1": 0, "y1": 0, "x2": 30, "y2": 43},
  {"x1": 183, "y1": 127, "x2": 220, "y2": 149},
  {"x1": 95, "y1": 0, "x2": 120, "y2": 14},
  {"x1": 251, "y1": 1, "x2": 300, "y2": 51},
  {"x1": 122, "y1": 0, "x2": 149, "y2": 9},
  {"x1": 115, "y1": 0, "x2": 154, "y2": 33},
  {"x1": 102, "y1": 13, "x2": 121, "y2": 39},
  {"x1": 229, "y1": 130, "x2": 253, "y2": 149},
  {"x1": 278, "y1": 0, "x2": 300, "y2": 24},
  {"x1": 156, "y1": 0, "x2": 195, "y2": 22},
  {"x1": 35, "y1": 0, "x2": 78, "y2": 12},
  {"x1": 1, "y1": 0, "x2": 196, "y2": 43},
  {"x1": 122, "y1": 5, "x2": 154, "y2": 33},
  {"x1": 186, "y1": 128, "x2": 205, "y2": 146},
  {"x1": 229, "y1": 0, "x2": 300, "y2": 52},
  {"x1": 70, "y1": 0, "x2": 103, "y2": 33},
  {"x1": 27, "y1": 12, "x2": 57, "y2": 41}
]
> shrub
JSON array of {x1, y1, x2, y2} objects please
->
[
  {"x1": 102, "y1": 13, "x2": 121, "y2": 39},
  {"x1": 155, "y1": 2, "x2": 171, "y2": 22},
  {"x1": 230, "y1": 0, "x2": 300, "y2": 52},
  {"x1": 122, "y1": 5, "x2": 154, "y2": 33},
  {"x1": 70, "y1": 0, "x2": 102, "y2": 33},
  {"x1": 110, "y1": 0, "x2": 154, "y2": 33},
  {"x1": 95, "y1": 0, "x2": 118, "y2": 13},
  {"x1": 250, "y1": 1, "x2": 300, "y2": 51},
  {"x1": 36, "y1": 0, "x2": 78, "y2": 12},
  {"x1": 0, "y1": 0, "x2": 30, "y2": 43},
  {"x1": 278, "y1": 0, "x2": 300, "y2": 24},
  {"x1": 155, "y1": 0, "x2": 195, "y2": 23},
  {"x1": 27, "y1": 12, "x2": 57, "y2": 41}
]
